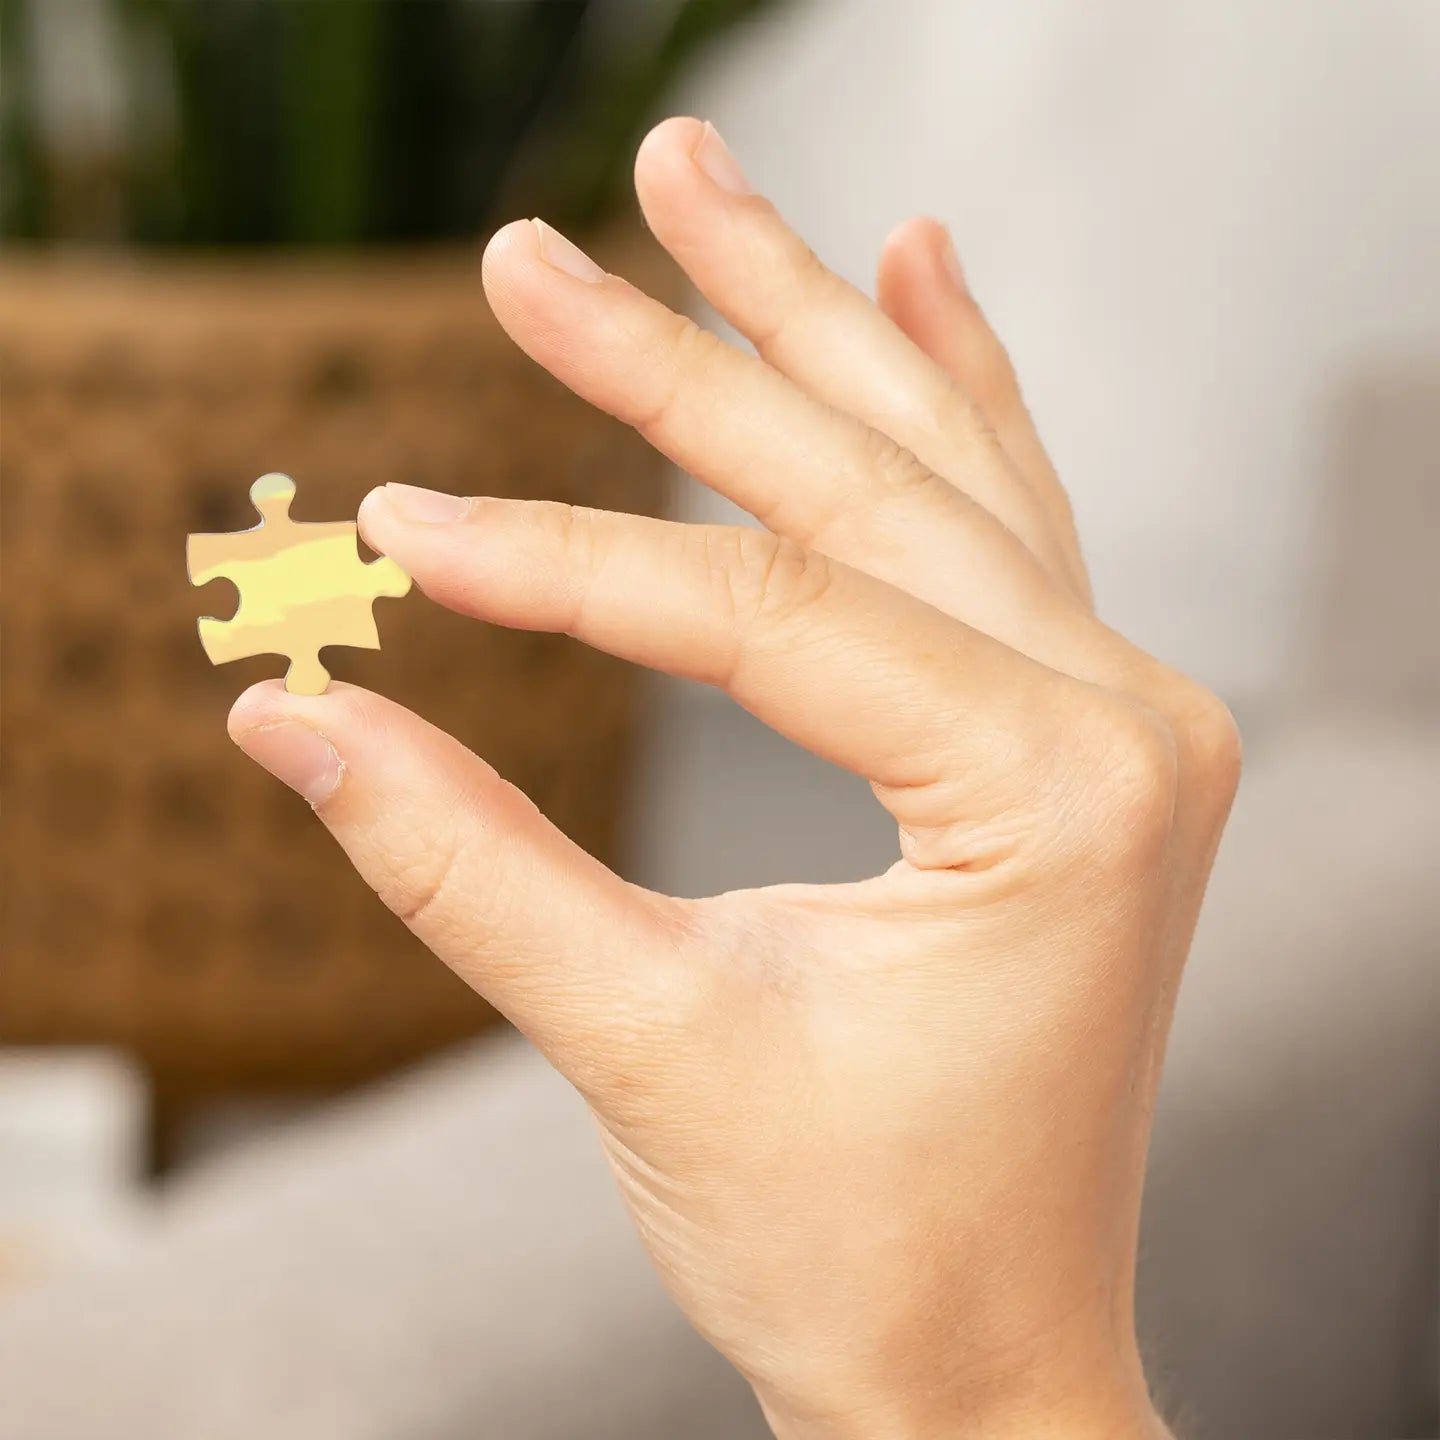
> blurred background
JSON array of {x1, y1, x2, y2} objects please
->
[{"x1": 0, "y1": 2, "x2": 1436, "y2": 1438}]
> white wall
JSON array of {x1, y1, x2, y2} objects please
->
[{"x1": 676, "y1": 0, "x2": 1440, "y2": 706}]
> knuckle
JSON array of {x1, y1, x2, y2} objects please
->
[
  {"x1": 638, "y1": 314, "x2": 726, "y2": 435},
  {"x1": 1170, "y1": 679, "x2": 1245, "y2": 811},
  {"x1": 1134, "y1": 661, "x2": 1244, "y2": 815},
  {"x1": 526, "y1": 501, "x2": 604, "y2": 625},
  {"x1": 1066, "y1": 699, "x2": 1180, "y2": 864},
  {"x1": 791, "y1": 235, "x2": 831, "y2": 287},
  {"x1": 750, "y1": 232, "x2": 854, "y2": 356},
  {"x1": 668, "y1": 313, "x2": 725, "y2": 400},
  {"x1": 787, "y1": 239, "x2": 841, "y2": 312},
  {"x1": 376, "y1": 824, "x2": 470, "y2": 935},
  {"x1": 723, "y1": 531, "x2": 835, "y2": 631},
  {"x1": 857, "y1": 425, "x2": 944, "y2": 504},
  {"x1": 970, "y1": 334, "x2": 1023, "y2": 418},
  {"x1": 670, "y1": 311, "x2": 723, "y2": 373},
  {"x1": 528, "y1": 498, "x2": 590, "y2": 553}
]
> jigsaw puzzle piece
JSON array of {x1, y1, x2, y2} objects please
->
[
  {"x1": 196, "y1": 613, "x2": 260, "y2": 667},
  {"x1": 197, "y1": 610, "x2": 331, "y2": 694},
  {"x1": 186, "y1": 473, "x2": 411, "y2": 694},
  {"x1": 186, "y1": 530, "x2": 241, "y2": 590},
  {"x1": 361, "y1": 556, "x2": 412, "y2": 601},
  {"x1": 283, "y1": 652, "x2": 332, "y2": 696}
]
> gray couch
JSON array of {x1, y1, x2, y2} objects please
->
[{"x1": 0, "y1": 689, "x2": 1434, "y2": 1439}]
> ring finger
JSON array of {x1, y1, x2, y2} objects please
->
[{"x1": 632, "y1": 116, "x2": 1086, "y2": 597}]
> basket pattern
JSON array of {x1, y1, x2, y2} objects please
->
[{"x1": 0, "y1": 246, "x2": 667, "y2": 1117}]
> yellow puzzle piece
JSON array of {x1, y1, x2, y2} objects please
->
[{"x1": 187, "y1": 473, "x2": 411, "y2": 695}]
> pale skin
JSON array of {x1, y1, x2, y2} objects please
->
[{"x1": 230, "y1": 118, "x2": 1240, "y2": 1439}]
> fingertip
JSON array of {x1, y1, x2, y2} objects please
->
[
  {"x1": 634, "y1": 114, "x2": 706, "y2": 186},
  {"x1": 481, "y1": 216, "x2": 613, "y2": 360},
  {"x1": 480, "y1": 221, "x2": 532, "y2": 329},
  {"x1": 354, "y1": 486, "x2": 439, "y2": 592},
  {"x1": 481, "y1": 217, "x2": 540, "y2": 279},
  {"x1": 635, "y1": 115, "x2": 755, "y2": 224},
  {"x1": 226, "y1": 678, "x2": 291, "y2": 741},
  {"x1": 884, "y1": 214, "x2": 943, "y2": 251},
  {"x1": 878, "y1": 215, "x2": 957, "y2": 289},
  {"x1": 355, "y1": 484, "x2": 390, "y2": 549},
  {"x1": 226, "y1": 677, "x2": 373, "y2": 743}
]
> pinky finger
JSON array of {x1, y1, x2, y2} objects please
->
[{"x1": 876, "y1": 217, "x2": 1090, "y2": 603}]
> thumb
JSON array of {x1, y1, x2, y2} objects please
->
[{"x1": 228, "y1": 680, "x2": 689, "y2": 1092}]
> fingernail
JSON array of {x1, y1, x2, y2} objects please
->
[
  {"x1": 533, "y1": 219, "x2": 605, "y2": 283},
  {"x1": 234, "y1": 723, "x2": 343, "y2": 806},
  {"x1": 939, "y1": 225, "x2": 967, "y2": 290},
  {"x1": 692, "y1": 121, "x2": 752, "y2": 195},
  {"x1": 383, "y1": 482, "x2": 471, "y2": 524}
]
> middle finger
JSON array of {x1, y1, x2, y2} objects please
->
[
  {"x1": 481, "y1": 217, "x2": 1072, "y2": 659},
  {"x1": 632, "y1": 116, "x2": 1083, "y2": 594}
]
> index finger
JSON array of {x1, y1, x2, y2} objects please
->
[{"x1": 359, "y1": 488, "x2": 1086, "y2": 839}]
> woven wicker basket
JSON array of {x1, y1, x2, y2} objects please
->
[{"x1": 0, "y1": 236, "x2": 670, "y2": 1145}]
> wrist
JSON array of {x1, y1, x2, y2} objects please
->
[
  {"x1": 755, "y1": 1341, "x2": 1168, "y2": 1440},
  {"x1": 761, "y1": 1393, "x2": 1168, "y2": 1440}
]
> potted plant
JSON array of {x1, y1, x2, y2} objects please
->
[{"x1": 0, "y1": 0, "x2": 776, "y2": 1160}]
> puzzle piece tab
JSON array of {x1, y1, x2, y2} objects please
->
[{"x1": 187, "y1": 473, "x2": 411, "y2": 694}]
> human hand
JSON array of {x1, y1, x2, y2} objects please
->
[{"x1": 229, "y1": 118, "x2": 1238, "y2": 1439}]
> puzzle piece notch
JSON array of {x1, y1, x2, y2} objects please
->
[{"x1": 187, "y1": 472, "x2": 412, "y2": 695}]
